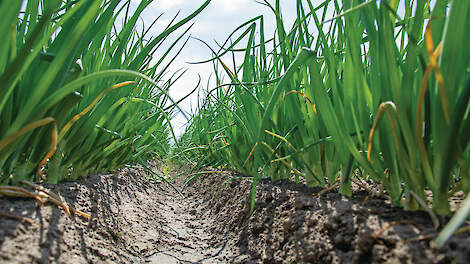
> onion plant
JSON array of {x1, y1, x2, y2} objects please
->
[
  {"x1": 0, "y1": 0, "x2": 210, "y2": 184},
  {"x1": 183, "y1": 0, "x2": 469, "y2": 244}
]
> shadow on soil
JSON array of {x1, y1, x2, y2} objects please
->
[
  {"x1": 0, "y1": 164, "x2": 469, "y2": 263},
  {"x1": 188, "y1": 169, "x2": 470, "y2": 264}
]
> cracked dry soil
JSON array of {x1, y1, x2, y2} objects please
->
[
  {"x1": 0, "y1": 164, "x2": 469, "y2": 263},
  {"x1": 0, "y1": 164, "x2": 241, "y2": 263}
]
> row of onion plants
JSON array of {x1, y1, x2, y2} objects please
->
[
  {"x1": 180, "y1": 0, "x2": 469, "y2": 245},
  {"x1": 0, "y1": 0, "x2": 211, "y2": 184}
]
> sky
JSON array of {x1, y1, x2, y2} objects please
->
[
  {"x1": 127, "y1": 0, "x2": 422, "y2": 137},
  {"x1": 131, "y1": 0, "x2": 423, "y2": 138},
  {"x1": 129, "y1": 0, "x2": 301, "y2": 136}
]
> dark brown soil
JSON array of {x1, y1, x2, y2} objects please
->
[
  {"x1": 0, "y1": 164, "x2": 469, "y2": 263},
  {"x1": 186, "y1": 169, "x2": 470, "y2": 264}
]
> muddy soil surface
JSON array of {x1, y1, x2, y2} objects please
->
[{"x1": 0, "y1": 164, "x2": 469, "y2": 263}]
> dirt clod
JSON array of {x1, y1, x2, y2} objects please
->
[{"x1": 189, "y1": 171, "x2": 470, "y2": 264}]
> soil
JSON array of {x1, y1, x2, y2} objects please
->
[{"x1": 0, "y1": 164, "x2": 469, "y2": 264}]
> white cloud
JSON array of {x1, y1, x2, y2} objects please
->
[
  {"x1": 153, "y1": 0, "x2": 186, "y2": 10},
  {"x1": 213, "y1": 0, "x2": 251, "y2": 13},
  {"x1": 132, "y1": 0, "x2": 299, "y2": 135}
]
